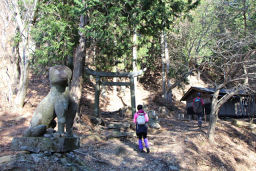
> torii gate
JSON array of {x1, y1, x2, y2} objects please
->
[{"x1": 85, "y1": 67, "x2": 146, "y2": 117}]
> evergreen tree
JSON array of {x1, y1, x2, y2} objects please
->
[{"x1": 31, "y1": 0, "x2": 81, "y2": 70}]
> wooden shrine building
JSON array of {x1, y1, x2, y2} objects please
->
[{"x1": 180, "y1": 86, "x2": 256, "y2": 118}]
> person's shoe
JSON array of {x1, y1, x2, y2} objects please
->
[
  {"x1": 198, "y1": 122, "x2": 202, "y2": 128},
  {"x1": 140, "y1": 149, "x2": 145, "y2": 153},
  {"x1": 198, "y1": 119, "x2": 202, "y2": 128},
  {"x1": 146, "y1": 148, "x2": 150, "y2": 153}
]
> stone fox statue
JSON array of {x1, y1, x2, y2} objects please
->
[{"x1": 24, "y1": 65, "x2": 75, "y2": 137}]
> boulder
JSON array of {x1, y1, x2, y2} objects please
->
[
  {"x1": 0, "y1": 155, "x2": 13, "y2": 164},
  {"x1": 103, "y1": 130, "x2": 135, "y2": 139},
  {"x1": 148, "y1": 110, "x2": 161, "y2": 129},
  {"x1": 107, "y1": 122, "x2": 130, "y2": 130},
  {"x1": 90, "y1": 117, "x2": 104, "y2": 125},
  {"x1": 149, "y1": 122, "x2": 161, "y2": 129}
]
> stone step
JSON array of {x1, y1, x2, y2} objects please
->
[{"x1": 11, "y1": 137, "x2": 80, "y2": 153}]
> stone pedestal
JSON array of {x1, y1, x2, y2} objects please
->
[{"x1": 11, "y1": 137, "x2": 80, "y2": 153}]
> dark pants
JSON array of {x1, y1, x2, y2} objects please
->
[
  {"x1": 136, "y1": 132, "x2": 147, "y2": 140},
  {"x1": 197, "y1": 112, "x2": 203, "y2": 127},
  {"x1": 136, "y1": 124, "x2": 148, "y2": 139}
]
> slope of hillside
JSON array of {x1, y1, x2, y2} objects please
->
[{"x1": 0, "y1": 73, "x2": 256, "y2": 171}]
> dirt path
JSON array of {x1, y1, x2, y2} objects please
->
[
  {"x1": 1, "y1": 109, "x2": 256, "y2": 171},
  {"x1": 71, "y1": 115, "x2": 256, "y2": 171},
  {"x1": 74, "y1": 119, "x2": 206, "y2": 171}
]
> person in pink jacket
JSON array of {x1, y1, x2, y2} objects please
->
[
  {"x1": 192, "y1": 92, "x2": 205, "y2": 127},
  {"x1": 133, "y1": 104, "x2": 150, "y2": 153}
]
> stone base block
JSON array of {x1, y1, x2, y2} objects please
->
[{"x1": 11, "y1": 137, "x2": 80, "y2": 153}]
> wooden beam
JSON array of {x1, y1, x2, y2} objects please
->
[
  {"x1": 101, "y1": 81, "x2": 130, "y2": 86},
  {"x1": 85, "y1": 67, "x2": 146, "y2": 77}
]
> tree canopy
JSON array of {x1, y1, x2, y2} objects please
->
[{"x1": 31, "y1": 0, "x2": 200, "y2": 72}]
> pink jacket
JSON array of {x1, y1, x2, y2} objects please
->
[{"x1": 133, "y1": 109, "x2": 149, "y2": 123}]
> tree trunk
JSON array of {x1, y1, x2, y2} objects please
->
[
  {"x1": 243, "y1": 64, "x2": 249, "y2": 86},
  {"x1": 132, "y1": 30, "x2": 138, "y2": 107},
  {"x1": 113, "y1": 66, "x2": 117, "y2": 97},
  {"x1": 113, "y1": 37, "x2": 118, "y2": 97},
  {"x1": 12, "y1": 0, "x2": 38, "y2": 109},
  {"x1": 208, "y1": 89, "x2": 220, "y2": 143},
  {"x1": 15, "y1": 51, "x2": 29, "y2": 108},
  {"x1": 208, "y1": 109, "x2": 218, "y2": 143},
  {"x1": 161, "y1": 31, "x2": 166, "y2": 99},
  {"x1": 70, "y1": 14, "x2": 87, "y2": 120},
  {"x1": 242, "y1": 0, "x2": 247, "y2": 37},
  {"x1": 130, "y1": 76, "x2": 136, "y2": 117},
  {"x1": 164, "y1": 32, "x2": 172, "y2": 103},
  {"x1": 0, "y1": 2, "x2": 16, "y2": 105},
  {"x1": 94, "y1": 76, "x2": 100, "y2": 117},
  {"x1": 208, "y1": 85, "x2": 241, "y2": 143}
]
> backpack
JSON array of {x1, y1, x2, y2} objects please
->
[
  {"x1": 193, "y1": 98, "x2": 203, "y2": 113},
  {"x1": 137, "y1": 112, "x2": 146, "y2": 125}
]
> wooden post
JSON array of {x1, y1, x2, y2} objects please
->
[
  {"x1": 130, "y1": 76, "x2": 136, "y2": 118},
  {"x1": 94, "y1": 76, "x2": 100, "y2": 117}
]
